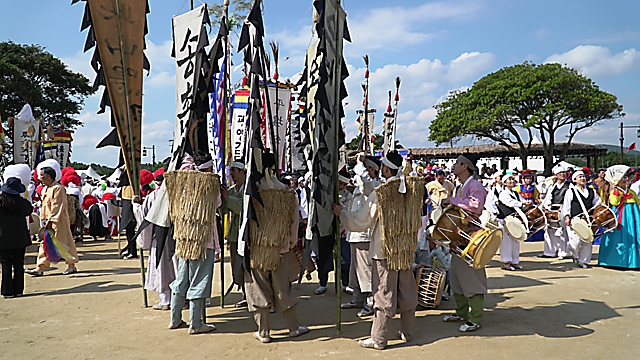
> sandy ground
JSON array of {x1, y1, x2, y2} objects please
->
[{"x1": 1, "y1": 238, "x2": 639, "y2": 360}]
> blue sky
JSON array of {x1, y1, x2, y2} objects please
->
[{"x1": 1, "y1": 0, "x2": 639, "y2": 166}]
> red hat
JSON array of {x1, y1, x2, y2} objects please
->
[
  {"x1": 153, "y1": 168, "x2": 165, "y2": 179},
  {"x1": 61, "y1": 166, "x2": 76, "y2": 176},
  {"x1": 61, "y1": 173, "x2": 81, "y2": 187},
  {"x1": 140, "y1": 169, "x2": 154, "y2": 186},
  {"x1": 82, "y1": 195, "x2": 98, "y2": 210},
  {"x1": 33, "y1": 171, "x2": 40, "y2": 184},
  {"x1": 101, "y1": 192, "x2": 115, "y2": 202},
  {"x1": 521, "y1": 169, "x2": 533, "y2": 176}
]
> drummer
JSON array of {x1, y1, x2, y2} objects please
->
[
  {"x1": 562, "y1": 170, "x2": 601, "y2": 269},
  {"x1": 497, "y1": 174, "x2": 531, "y2": 271},
  {"x1": 441, "y1": 154, "x2": 488, "y2": 332},
  {"x1": 540, "y1": 166, "x2": 571, "y2": 259},
  {"x1": 516, "y1": 169, "x2": 540, "y2": 205}
]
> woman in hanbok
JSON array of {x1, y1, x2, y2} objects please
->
[{"x1": 598, "y1": 165, "x2": 640, "y2": 269}]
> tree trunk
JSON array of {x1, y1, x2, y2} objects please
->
[{"x1": 543, "y1": 133, "x2": 555, "y2": 176}]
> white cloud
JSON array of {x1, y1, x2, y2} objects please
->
[
  {"x1": 345, "y1": 1, "x2": 480, "y2": 54},
  {"x1": 146, "y1": 40, "x2": 175, "y2": 73},
  {"x1": 545, "y1": 45, "x2": 640, "y2": 78},
  {"x1": 341, "y1": 51, "x2": 496, "y2": 147},
  {"x1": 147, "y1": 71, "x2": 174, "y2": 88}
]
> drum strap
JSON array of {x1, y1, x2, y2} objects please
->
[
  {"x1": 460, "y1": 228, "x2": 489, "y2": 258},
  {"x1": 572, "y1": 188, "x2": 592, "y2": 226},
  {"x1": 514, "y1": 207, "x2": 529, "y2": 229}
]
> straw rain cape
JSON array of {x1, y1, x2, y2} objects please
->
[
  {"x1": 164, "y1": 171, "x2": 220, "y2": 260},
  {"x1": 249, "y1": 189, "x2": 296, "y2": 272},
  {"x1": 375, "y1": 176, "x2": 425, "y2": 270}
]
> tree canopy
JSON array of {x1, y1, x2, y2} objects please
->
[
  {"x1": 428, "y1": 62, "x2": 624, "y2": 174},
  {"x1": 209, "y1": 0, "x2": 252, "y2": 31},
  {"x1": 0, "y1": 41, "x2": 94, "y2": 162},
  {"x1": 0, "y1": 41, "x2": 94, "y2": 130}
]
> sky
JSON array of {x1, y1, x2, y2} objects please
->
[{"x1": 1, "y1": 0, "x2": 639, "y2": 167}]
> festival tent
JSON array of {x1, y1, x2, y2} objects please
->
[
  {"x1": 107, "y1": 167, "x2": 122, "y2": 184},
  {"x1": 78, "y1": 166, "x2": 100, "y2": 180}
]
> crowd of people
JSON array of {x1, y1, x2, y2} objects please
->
[{"x1": 1, "y1": 152, "x2": 639, "y2": 350}]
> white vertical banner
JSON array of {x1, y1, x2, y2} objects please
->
[
  {"x1": 170, "y1": 5, "x2": 207, "y2": 169},
  {"x1": 266, "y1": 87, "x2": 291, "y2": 169},
  {"x1": 12, "y1": 105, "x2": 39, "y2": 168},
  {"x1": 56, "y1": 142, "x2": 71, "y2": 168}
]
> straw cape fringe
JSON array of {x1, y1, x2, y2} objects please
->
[
  {"x1": 375, "y1": 176, "x2": 425, "y2": 271},
  {"x1": 164, "y1": 171, "x2": 221, "y2": 260},
  {"x1": 249, "y1": 189, "x2": 296, "y2": 272}
]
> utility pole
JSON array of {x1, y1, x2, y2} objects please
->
[{"x1": 619, "y1": 122, "x2": 640, "y2": 164}]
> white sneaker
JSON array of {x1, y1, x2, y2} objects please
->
[
  {"x1": 188, "y1": 323, "x2": 216, "y2": 334},
  {"x1": 357, "y1": 306, "x2": 374, "y2": 317},
  {"x1": 459, "y1": 321, "x2": 481, "y2": 332},
  {"x1": 358, "y1": 337, "x2": 385, "y2": 350},
  {"x1": 253, "y1": 331, "x2": 271, "y2": 343}
]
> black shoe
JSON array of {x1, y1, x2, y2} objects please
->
[{"x1": 3, "y1": 295, "x2": 14, "y2": 299}]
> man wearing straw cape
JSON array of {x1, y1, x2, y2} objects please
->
[
  {"x1": 441, "y1": 154, "x2": 488, "y2": 333},
  {"x1": 334, "y1": 151, "x2": 419, "y2": 350},
  {"x1": 167, "y1": 152, "x2": 221, "y2": 334},
  {"x1": 242, "y1": 152, "x2": 309, "y2": 344}
]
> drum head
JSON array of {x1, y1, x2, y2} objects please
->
[
  {"x1": 571, "y1": 218, "x2": 594, "y2": 243},
  {"x1": 430, "y1": 206, "x2": 443, "y2": 225},
  {"x1": 505, "y1": 216, "x2": 527, "y2": 242},
  {"x1": 473, "y1": 229, "x2": 503, "y2": 269}
]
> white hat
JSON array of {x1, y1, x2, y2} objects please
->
[
  {"x1": 2, "y1": 164, "x2": 31, "y2": 187},
  {"x1": 36, "y1": 159, "x2": 62, "y2": 181},
  {"x1": 502, "y1": 174, "x2": 515, "y2": 183},
  {"x1": 572, "y1": 170, "x2": 585, "y2": 179},
  {"x1": 553, "y1": 166, "x2": 566, "y2": 175}
]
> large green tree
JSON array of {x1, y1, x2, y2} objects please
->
[
  {"x1": 0, "y1": 41, "x2": 94, "y2": 162},
  {"x1": 428, "y1": 62, "x2": 624, "y2": 175},
  {"x1": 209, "y1": 0, "x2": 252, "y2": 31}
]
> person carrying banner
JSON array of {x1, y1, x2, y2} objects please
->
[
  {"x1": 220, "y1": 160, "x2": 248, "y2": 307},
  {"x1": 441, "y1": 154, "x2": 488, "y2": 332},
  {"x1": 167, "y1": 151, "x2": 221, "y2": 334},
  {"x1": 26, "y1": 166, "x2": 79, "y2": 276},
  {"x1": 340, "y1": 156, "x2": 377, "y2": 318},
  {"x1": 334, "y1": 151, "x2": 419, "y2": 350},
  {"x1": 244, "y1": 153, "x2": 309, "y2": 343}
]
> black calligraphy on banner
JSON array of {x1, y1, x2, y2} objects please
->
[
  {"x1": 75, "y1": 0, "x2": 150, "y2": 193},
  {"x1": 169, "y1": 5, "x2": 209, "y2": 170}
]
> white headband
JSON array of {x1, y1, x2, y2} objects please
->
[
  {"x1": 230, "y1": 161, "x2": 245, "y2": 170},
  {"x1": 198, "y1": 160, "x2": 214, "y2": 170},
  {"x1": 382, "y1": 156, "x2": 406, "y2": 194}
]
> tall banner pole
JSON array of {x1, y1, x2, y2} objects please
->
[
  {"x1": 219, "y1": 1, "x2": 230, "y2": 309},
  {"x1": 331, "y1": 0, "x2": 345, "y2": 335}
]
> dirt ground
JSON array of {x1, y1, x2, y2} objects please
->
[{"x1": 1, "y1": 238, "x2": 639, "y2": 360}]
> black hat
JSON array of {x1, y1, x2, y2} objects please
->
[
  {"x1": 0, "y1": 177, "x2": 26, "y2": 195},
  {"x1": 338, "y1": 167, "x2": 351, "y2": 183}
]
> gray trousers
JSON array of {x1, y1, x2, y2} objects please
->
[
  {"x1": 349, "y1": 242, "x2": 373, "y2": 306},
  {"x1": 370, "y1": 259, "x2": 418, "y2": 347}
]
